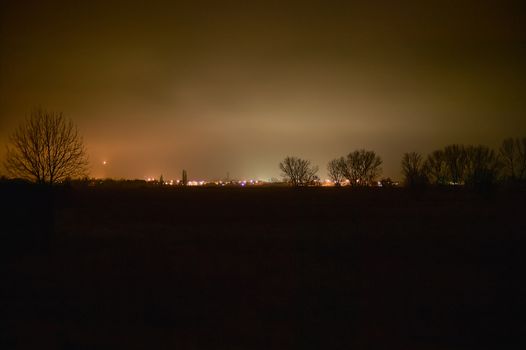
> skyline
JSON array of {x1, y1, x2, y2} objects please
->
[{"x1": 1, "y1": 0, "x2": 526, "y2": 180}]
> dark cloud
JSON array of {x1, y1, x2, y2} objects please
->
[{"x1": 1, "y1": 0, "x2": 525, "y2": 180}]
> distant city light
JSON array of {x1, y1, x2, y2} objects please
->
[{"x1": 134, "y1": 178, "x2": 274, "y2": 187}]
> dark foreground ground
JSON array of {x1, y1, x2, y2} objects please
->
[{"x1": 1, "y1": 185, "x2": 525, "y2": 349}]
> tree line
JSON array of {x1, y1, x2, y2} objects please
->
[
  {"x1": 280, "y1": 138, "x2": 526, "y2": 188},
  {"x1": 279, "y1": 149, "x2": 383, "y2": 186},
  {"x1": 2, "y1": 109, "x2": 525, "y2": 189},
  {"x1": 401, "y1": 140, "x2": 526, "y2": 189}
]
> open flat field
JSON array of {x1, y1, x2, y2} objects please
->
[{"x1": 1, "y1": 186, "x2": 525, "y2": 349}]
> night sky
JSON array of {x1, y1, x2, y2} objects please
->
[{"x1": 1, "y1": 0, "x2": 525, "y2": 181}]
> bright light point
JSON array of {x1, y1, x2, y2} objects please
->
[{"x1": 102, "y1": 161, "x2": 107, "y2": 165}]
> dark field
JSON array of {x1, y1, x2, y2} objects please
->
[{"x1": 1, "y1": 186, "x2": 525, "y2": 349}]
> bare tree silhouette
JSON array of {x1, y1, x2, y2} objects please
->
[
  {"x1": 327, "y1": 157, "x2": 346, "y2": 185},
  {"x1": 4, "y1": 109, "x2": 89, "y2": 185},
  {"x1": 464, "y1": 145, "x2": 501, "y2": 188},
  {"x1": 401, "y1": 152, "x2": 428, "y2": 187},
  {"x1": 424, "y1": 150, "x2": 448, "y2": 185},
  {"x1": 344, "y1": 149, "x2": 382, "y2": 186},
  {"x1": 279, "y1": 156, "x2": 318, "y2": 186},
  {"x1": 443, "y1": 144, "x2": 467, "y2": 184},
  {"x1": 499, "y1": 137, "x2": 526, "y2": 182}
]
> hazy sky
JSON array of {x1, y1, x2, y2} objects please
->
[{"x1": 1, "y1": 0, "x2": 525, "y2": 180}]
